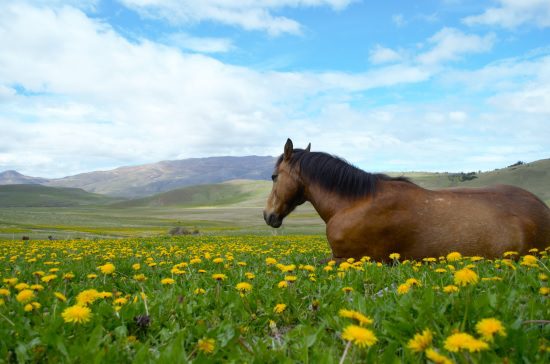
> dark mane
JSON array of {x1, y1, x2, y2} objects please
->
[{"x1": 276, "y1": 149, "x2": 412, "y2": 198}]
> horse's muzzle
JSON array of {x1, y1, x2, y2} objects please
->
[{"x1": 263, "y1": 210, "x2": 282, "y2": 228}]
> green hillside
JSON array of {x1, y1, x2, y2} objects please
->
[
  {"x1": 393, "y1": 159, "x2": 550, "y2": 203},
  {"x1": 0, "y1": 184, "x2": 120, "y2": 207},
  {"x1": 113, "y1": 180, "x2": 272, "y2": 208}
]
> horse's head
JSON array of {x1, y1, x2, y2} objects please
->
[{"x1": 263, "y1": 138, "x2": 310, "y2": 228}]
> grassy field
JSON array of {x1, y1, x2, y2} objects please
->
[{"x1": 0, "y1": 236, "x2": 548, "y2": 363}]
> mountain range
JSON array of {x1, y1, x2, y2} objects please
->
[{"x1": 0, "y1": 156, "x2": 276, "y2": 198}]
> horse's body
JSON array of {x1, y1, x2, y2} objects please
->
[{"x1": 263, "y1": 139, "x2": 550, "y2": 261}]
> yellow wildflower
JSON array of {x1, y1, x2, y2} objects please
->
[
  {"x1": 76, "y1": 289, "x2": 99, "y2": 306},
  {"x1": 397, "y1": 283, "x2": 410, "y2": 295},
  {"x1": 446, "y1": 252, "x2": 462, "y2": 262},
  {"x1": 212, "y1": 273, "x2": 227, "y2": 281},
  {"x1": 16, "y1": 289, "x2": 34, "y2": 303},
  {"x1": 235, "y1": 282, "x2": 252, "y2": 294},
  {"x1": 389, "y1": 253, "x2": 400, "y2": 260},
  {"x1": 341, "y1": 325, "x2": 378, "y2": 348},
  {"x1": 443, "y1": 285, "x2": 459, "y2": 293},
  {"x1": 444, "y1": 332, "x2": 489, "y2": 352},
  {"x1": 197, "y1": 338, "x2": 215, "y2": 354},
  {"x1": 475, "y1": 318, "x2": 506, "y2": 341},
  {"x1": 161, "y1": 278, "x2": 175, "y2": 285},
  {"x1": 273, "y1": 303, "x2": 287, "y2": 314},
  {"x1": 453, "y1": 268, "x2": 479, "y2": 286},
  {"x1": 99, "y1": 263, "x2": 116, "y2": 275},
  {"x1": 62, "y1": 305, "x2": 92, "y2": 324},
  {"x1": 425, "y1": 348, "x2": 453, "y2": 364},
  {"x1": 54, "y1": 292, "x2": 67, "y2": 302},
  {"x1": 277, "y1": 281, "x2": 288, "y2": 288},
  {"x1": 407, "y1": 328, "x2": 433, "y2": 352}
]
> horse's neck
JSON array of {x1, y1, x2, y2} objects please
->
[{"x1": 304, "y1": 183, "x2": 357, "y2": 223}]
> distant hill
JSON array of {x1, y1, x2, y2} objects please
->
[
  {"x1": 0, "y1": 170, "x2": 47, "y2": 185},
  {"x1": 43, "y1": 156, "x2": 275, "y2": 198},
  {"x1": 397, "y1": 158, "x2": 550, "y2": 202},
  {"x1": 1, "y1": 156, "x2": 548, "y2": 202},
  {"x1": 113, "y1": 180, "x2": 272, "y2": 208},
  {"x1": 0, "y1": 185, "x2": 120, "y2": 207}
]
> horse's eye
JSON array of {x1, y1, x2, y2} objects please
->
[{"x1": 271, "y1": 174, "x2": 278, "y2": 182}]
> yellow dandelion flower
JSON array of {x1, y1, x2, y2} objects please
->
[
  {"x1": 87, "y1": 274, "x2": 98, "y2": 279},
  {"x1": 194, "y1": 288, "x2": 206, "y2": 295},
  {"x1": 503, "y1": 251, "x2": 518, "y2": 257},
  {"x1": 405, "y1": 278, "x2": 421, "y2": 287},
  {"x1": 389, "y1": 253, "x2": 401, "y2": 260},
  {"x1": 425, "y1": 348, "x2": 453, "y2": 364},
  {"x1": 278, "y1": 280, "x2": 288, "y2": 288},
  {"x1": 284, "y1": 275, "x2": 297, "y2": 282},
  {"x1": 444, "y1": 332, "x2": 489, "y2": 352},
  {"x1": 30, "y1": 284, "x2": 44, "y2": 291},
  {"x1": 76, "y1": 289, "x2": 99, "y2": 306},
  {"x1": 453, "y1": 268, "x2": 479, "y2": 286},
  {"x1": 41, "y1": 274, "x2": 57, "y2": 283},
  {"x1": 407, "y1": 328, "x2": 433, "y2": 352},
  {"x1": 213, "y1": 257, "x2": 224, "y2": 264},
  {"x1": 539, "y1": 273, "x2": 548, "y2": 281},
  {"x1": 132, "y1": 263, "x2": 141, "y2": 270},
  {"x1": 435, "y1": 268, "x2": 447, "y2": 273},
  {"x1": 133, "y1": 274, "x2": 147, "y2": 282},
  {"x1": 24, "y1": 303, "x2": 34, "y2": 312},
  {"x1": 475, "y1": 318, "x2": 506, "y2": 341},
  {"x1": 265, "y1": 257, "x2": 277, "y2": 265},
  {"x1": 341, "y1": 325, "x2": 378, "y2": 348},
  {"x1": 273, "y1": 303, "x2": 287, "y2": 314},
  {"x1": 161, "y1": 278, "x2": 175, "y2": 285},
  {"x1": 16, "y1": 289, "x2": 34, "y2": 303},
  {"x1": 245, "y1": 272, "x2": 255, "y2": 279},
  {"x1": 235, "y1": 282, "x2": 252, "y2": 294},
  {"x1": 54, "y1": 292, "x2": 67, "y2": 302},
  {"x1": 15, "y1": 283, "x2": 30, "y2": 291},
  {"x1": 0, "y1": 288, "x2": 10, "y2": 296},
  {"x1": 446, "y1": 252, "x2": 462, "y2": 262},
  {"x1": 114, "y1": 297, "x2": 128, "y2": 306},
  {"x1": 342, "y1": 286, "x2": 354, "y2": 293},
  {"x1": 99, "y1": 263, "x2": 116, "y2": 275},
  {"x1": 338, "y1": 309, "x2": 373, "y2": 326},
  {"x1": 539, "y1": 287, "x2": 549, "y2": 295},
  {"x1": 521, "y1": 255, "x2": 538, "y2": 268},
  {"x1": 62, "y1": 305, "x2": 92, "y2": 324},
  {"x1": 212, "y1": 273, "x2": 227, "y2": 281},
  {"x1": 197, "y1": 338, "x2": 215, "y2": 354},
  {"x1": 397, "y1": 283, "x2": 410, "y2": 295},
  {"x1": 3, "y1": 278, "x2": 18, "y2": 286},
  {"x1": 323, "y1": 266, "x2": 333, "y2": 272},
  {"x1": 443, "y1": 285, "x2": 459, "y2": 293}
]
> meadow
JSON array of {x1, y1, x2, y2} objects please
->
[{"x1": 0, "y1": 236, "x2": 548, "y2": 363}]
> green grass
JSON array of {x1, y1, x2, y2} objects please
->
[
  {"x1": 0, "y1": 237, "x2": 548, "y2": 363},
  {"x1": 0, "y1": 185, "x2": 120, "y2": 207}
]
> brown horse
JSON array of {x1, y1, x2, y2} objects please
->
[{"x1": 263, "y1": 139, "x2": 550, "y2": 261}]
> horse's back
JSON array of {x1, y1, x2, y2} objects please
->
[{"x1": 426, "y1": 184, "x2": 550, "y2": 254}]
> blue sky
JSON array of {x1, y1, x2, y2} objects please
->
[{"x1": 0, "y1": 0, "x2": 549, "y2": 177}]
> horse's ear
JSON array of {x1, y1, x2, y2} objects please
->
[
  {"x1": 284, "y1": 138, "x2": 293, "y2": 160},
  {"x1": 305, "y1": 143, "x2": 311, "y2": 152}
]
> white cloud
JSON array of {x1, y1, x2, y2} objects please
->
[
  {"x1": 417, "y1": 27, "x2": 495, "y2": 65},
  {"x1": 463, "y1": 0, "x2": 550, "y2": 29},
  {"x1": 369, "y1": 45, "x2": 402, "y2": 64},
  {"x1": 0, "y1": 1, "x2": 429, "y2": 177},
  {"x1": 118, "y1": 0, "x2": 355, "y2": 36},
  {"x1": 165, "y1": 33, "x2": 234, "y2": 53},
  {"x1": 392, "y1": 13, "x2": 406, "y2": 27}
]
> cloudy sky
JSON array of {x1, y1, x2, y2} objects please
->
[{"x1": 0, "y1": 0, "x2": 549, "y2": 177}]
